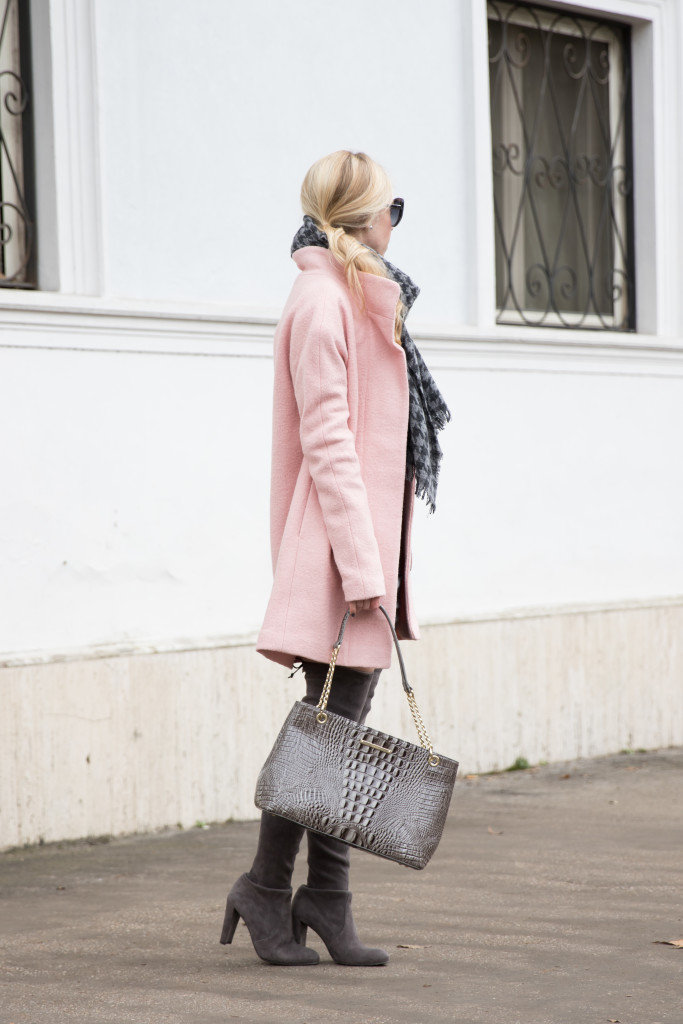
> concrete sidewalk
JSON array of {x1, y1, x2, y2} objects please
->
[{"x1": 1, "y1": 748, "x2": 682, "y2": 1024}]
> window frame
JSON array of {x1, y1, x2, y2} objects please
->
[
  {"x1": 466, "y1": 0, "x2": 670, "y2": 339},
  {"x1": 0, "y1": 0, "x2": 103, "y2": 298},
  {"x1": 487, "y1": 1, "x2": 635, "y2": 331}
]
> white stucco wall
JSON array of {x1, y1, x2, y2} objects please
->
[
  {"x1": 2, "y1": 315, "x2": 682, "y2": 660},
  {"x1": 93, "y1": 0, "x2": 472, "y2": 324},
  {"x1": 414, "y1": 342, "x2": 683, "y2": 620},
  {"x1": 0, "y1": 319, "x2": 274, "y2": 653},
  {"x1": 0, "y1": 0, "x2": 678, "y2": 660}
]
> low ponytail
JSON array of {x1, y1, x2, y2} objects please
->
[{"x1": 301, "y1": 151, "x2": 404, "y2": 342}]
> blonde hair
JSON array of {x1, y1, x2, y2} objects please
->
[{"x1": 300, "y1": 150, "x2": 404, "y2": 342}]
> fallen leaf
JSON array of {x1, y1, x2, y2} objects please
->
[
  {"x1": 488, "y1": 826, "x2": 504, "y2": 835},
  {"x1": 607, "y1": 1018, "x2": 620, "y2": 1022},
  {"x1": 465, "y1": 773, "x2": 479, "y2": 779},
  {"x1": 653, "y1": 938, "x2": 683, "y2": 947},
  {"x1": 560, "y1": 773, "x2": 571, "y2": 779}
]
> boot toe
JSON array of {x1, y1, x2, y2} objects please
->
[{"x1": 335, "y1": 946, "x2": 389, "y2": 967}]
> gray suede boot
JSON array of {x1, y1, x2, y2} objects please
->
[
  {"x1": 220, "y1": 873, "x2": 319, "y2": 966},
  {"x1": 294, "y1": 664, "x2": 388, "y2": 966},
  {"x1": 291, "y1": 885, "x2": 388, "y2": 966}
]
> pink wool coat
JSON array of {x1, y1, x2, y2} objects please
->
[{"x1": 257, "y1": 246, "x2": 420, "y2": 670}]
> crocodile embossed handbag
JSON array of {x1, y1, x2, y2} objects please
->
[{"x1": 255, "y1": 605, "x2": 458, "y2": 870}]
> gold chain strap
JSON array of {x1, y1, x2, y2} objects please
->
[
  {"x1": 315, "y1": 643, "x2": 341, "y2": 723},
  {"x1": 316, "y1": 639, "x2": 441, "y2": 767},
  {"x1": 406, "y1": 690, "x2": 440, "y2": 766}
]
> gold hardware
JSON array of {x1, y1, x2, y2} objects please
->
[
  {"x1": 406, "y1": 689, "x2": 435, "y2": 759},
  {"x1": 360, "y1": 739, "x2": 393, "y2": 754},
  {"x1": 317, "y1": 615, "x2": 442, "y2": 764},
  {"x1": 316, "y1": 643, "x2": 341, "y2": 716}
]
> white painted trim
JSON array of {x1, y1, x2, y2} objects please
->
[
  {"x1": 0, "y1": 291, "x2": 281, "y2": 322},
  {"x1": 416, "y1": 339, "x2": 683, "y2": 377},
  {"x1": 651, "y1": 6, "x2": 680, "y2": 338},
  {"x1": 626, "y1": 18, "x2": 656, "y2": 333},
  {"x1": 521, "y1": 0, "x2": 665, "y2": 22},
  {"x1": 466, "y1": 0, "x2": 497, "y2": 329},
  {"x1": 48, "y1": 0, "x2": 103, "y2": 294},
  {"x1": 1, "y1": 304, "x2": 681, "y2": 376},
  {"x1": 413, "y1": 321, "x2": 683, "y2": 351},
  {"x1": 0, "y1": 305, "x2": 275, "y2": 358},
  {"x1": 0, "y1": 295, "x2": 680, "y2": 346},
  {"x1": 2, "y1": 594, "x2": 682, "y2": 669},
  {"x1": 0, "y1": 631, "x2": 260, "y2": 668}
]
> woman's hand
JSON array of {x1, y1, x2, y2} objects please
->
[{"x1": 348, "y1": 596, "x2": 382, "y2": 615}]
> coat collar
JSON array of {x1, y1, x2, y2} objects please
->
[{"x1": 292, "y1": 246, "x2": 400, "y2": 323}]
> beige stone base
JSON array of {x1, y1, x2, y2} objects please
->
[{"x1": 2, "y1": 599, "x2": 682, "y2": 849}]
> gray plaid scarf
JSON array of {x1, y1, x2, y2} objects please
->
[{"x1": 291, "y1": 216, "x2": 450, "y2": 512}]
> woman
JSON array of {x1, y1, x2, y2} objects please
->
[{"x1": 220, "y1": 151, "x2": 450, "y2": 966}]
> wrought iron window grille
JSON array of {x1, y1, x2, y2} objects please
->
[
  {"x1": 488, "y1": 2, "x2": 635, "y2": 330},
  {"x1": 0, "y1": 0, "x2": 35, "y2": 288}
]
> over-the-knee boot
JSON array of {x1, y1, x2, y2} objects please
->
[
  {"x1": 220, "y1": 811, "x2": 319, "y2": 965},
  {"x1": 294, "y1": 664, "x2": 388, "y2": 966},
  {"x1": 249, "y1": 809, "x2": 304, "y2": 890}
]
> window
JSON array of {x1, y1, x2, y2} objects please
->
[
  {"x1": 0, "y1": 0, "x2": 34, "y2": 287},
  {"x1": 488, "y1": 2, "x2": 634, "y2": 330}
]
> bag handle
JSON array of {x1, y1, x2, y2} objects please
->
[{"x1": 315, "y1": 605, "x2": 440, "y2": 766}]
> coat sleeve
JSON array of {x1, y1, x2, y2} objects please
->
[{"x1": 288, "y1": 287, "x2": 386, "y2": 603}]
